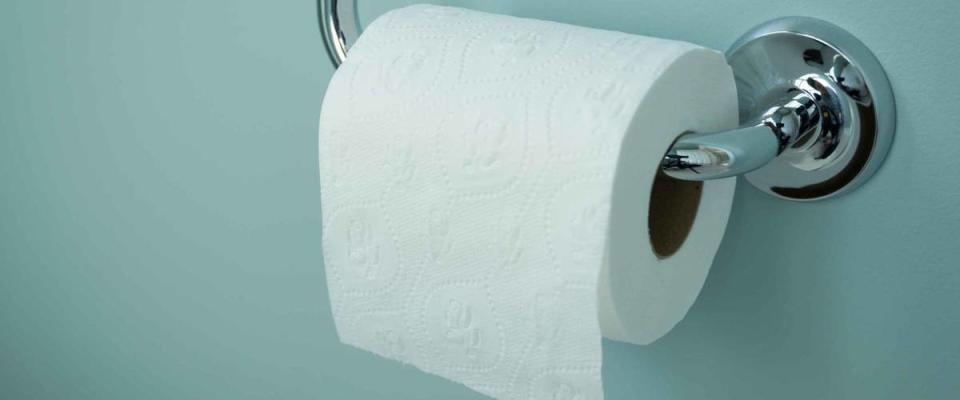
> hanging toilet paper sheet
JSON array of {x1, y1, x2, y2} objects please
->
[{"x1": 319, "y1": 5, "x2": 737, "y2": 399}]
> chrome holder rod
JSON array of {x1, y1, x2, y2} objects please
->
[
  {"x1": 662, "y1": 89, "x2": 822, "y2": 180},
  {"x1": 317, "y1": 2, "x2": 895, "y2": 201}
]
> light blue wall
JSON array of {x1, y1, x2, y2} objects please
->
[{"x1": 1, "y1": 0, "x2": 957, "y2": 399}]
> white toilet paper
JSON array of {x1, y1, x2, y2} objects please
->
[{"x1": 319, "y1": 5, "x2": 737, "y2": 399}]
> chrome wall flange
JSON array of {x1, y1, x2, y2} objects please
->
[{"x1": 708, "y1": 17, "x2": 895, "y2": 200}]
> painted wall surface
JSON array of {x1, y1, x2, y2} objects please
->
[{"x1": 1, "y1": 0, "x2": 957, "y2": 399}]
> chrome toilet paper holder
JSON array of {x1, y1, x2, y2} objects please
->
[{"x1": 318, "y1": 1, "x2": 895, "y2": 201}]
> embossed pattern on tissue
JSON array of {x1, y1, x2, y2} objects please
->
[{"x1": 318, "y1": 4, "x2": 705, "y2": 400}]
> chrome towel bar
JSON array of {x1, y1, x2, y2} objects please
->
[{"x1": 317, "y1": 0, "x2": 895, "y2": 201}]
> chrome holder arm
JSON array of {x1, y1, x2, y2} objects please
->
[
  {"x1": 662, "y1": 89, "x2": 822, "y2": 181},
  {"x1": 317, "y1": 2, "x2": 895, "y2": 201},
  {"x1": 319, "y1": 0, "x2": 359, "y2": 67}
]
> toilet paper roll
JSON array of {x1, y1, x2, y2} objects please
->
[{"x1": 319, "y1": 5, "x2": 737, "y2": 399}]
